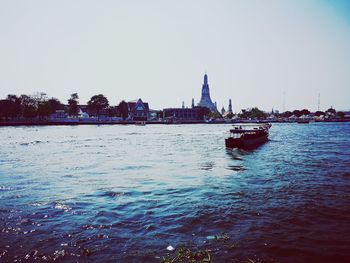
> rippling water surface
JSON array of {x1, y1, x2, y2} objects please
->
[{"x1": 1, "y1": 123, "x2": 350, "y2": 262}]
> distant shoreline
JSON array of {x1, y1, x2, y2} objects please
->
[
  {"x1": 0, "y1": 119, "x2": 349, "y2": 127},
  {"x1": 0, "y1": 120, "x2": 203, "y2": 126}
]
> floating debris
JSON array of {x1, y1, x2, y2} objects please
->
[
  {"x1": 215, "y1": 233, "x2": 230, "y2": 241},
  {"x1": 54, "y1": 202, "x2": 72, "y2": 212},
  {"x1": 162, "y1": 246, "x2": 211, "y2": 263},
  {"x1": 82, "y1": 248, "x2": 93, "y2": 256},
  {"x1": 206, "y1": 233, "x2": 230, "y2": 241}
]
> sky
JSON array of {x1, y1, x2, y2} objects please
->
[{"x1": 0, "y1": 0, "x2": 349, "y2": 112}]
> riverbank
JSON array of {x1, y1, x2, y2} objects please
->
[
  {"x1": 0, "y1": 119, "x2": 349, "y2": 127},
  {"x1": 0, "y1": 120, "x2": 203, "y2": 126}
]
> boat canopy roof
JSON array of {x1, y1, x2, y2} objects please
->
[
  {"x1": 232, "y1": 123, "x2": 271, "y2": 128},
  {"x1": 229, "y1": 123, "x2": 271, "y2": 134},
  {"x1": 229, "y1": 128, "x2": 267, "y2": 134}
]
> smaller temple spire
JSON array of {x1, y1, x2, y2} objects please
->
[
  {"x1": 191, "y1": 98, "x2": 195, "y2": 108},
  {"x1": 221, "y1": 107, "x2": 226, "y2": 115},
  {"x1": 228, "y1": 99, "x2": 232, "y2": 113},
  {"x1": 182, "y1": 101, "x2": 185, "y2": 109}
]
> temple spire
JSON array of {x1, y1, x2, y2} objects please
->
[
  {"x1": 221, "y1": 107, "x2": 226, "y2": 115},
  {"x1": 198, "y1": 73, "x2": 217, "y2": 112},
  {"x1": 228, "y1": 99, "x2": 232, "y2": 113}
]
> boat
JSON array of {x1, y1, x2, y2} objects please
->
[{"x1": 225, "y1": 123, "x2": 271, "y2": 149}]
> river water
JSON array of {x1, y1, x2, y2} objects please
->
[{"x1": 0, "y1": 123, "x2": 350, "y2": 262}]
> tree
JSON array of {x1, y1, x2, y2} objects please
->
[
  {"x1": 0, "y1": 99, "x2": 12, "y2": 120},
  {"x1": 224, "y1": 112, "x2": 234, "y2": 119},
  {"x1": 48, "y1": 98, "x2": 64, "y2": 112},
  {"x1": 326, "y1": 107, "x2": 336, "y2": 115},
  {"x1": 0, "y1": 95, "x2": 22, "y2": 120},
  {"x1": 37, "y1": 98, "x2": 64, "y2": 119},
  {"x1": 292, "y1": 110, "x2": 302, "y2": 118},
  {"x1": 300, "y1": 109, "x2": 310, "y2": 116},
  {"x1": 68, "y1": 93, "x2": 79, "y2": 117},
  {"x1": 238, "y1": 109, "x2": 247, "y2": 119},
  {"x1": 20, "y1": 95, "x2": 37, "y2": 119},
  {"x1": 239, "y1": 107, "x2": 267, "y2": 119},
  {"x1": 315, "y1": 111, "x2": 325, "y2": 117},
  {"x1": 87, "y1": 94, "x2": 109, "y2": 119},
  {"x1": 6, "y1": 94, "x2": 22, "y2": 118},
  {"x1": 250, "y1": 107, "x2": 267, "y2": 119},
  {"x1": 107, "y1": 106, "x2": 119, "y2": 117},
  {"x1": 281, "y1": 111, "x2": 292, "y2": 118},
  {"x1": 336, "y1": 111, "x2": 345, "y2": 119},
  {"x1": 208, "y1": 111, "x2": 223, "y2": 119},
  {"x1": 37, "y1": 101, "x2": 52, "y2": 119},
  {"x1": 118, "y1": 100, "x2": 129, "y2": 120},
  {"x1": 31, "y1": 92, "x2": 48, "y2": 104}
]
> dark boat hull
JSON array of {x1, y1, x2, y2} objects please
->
[{"x1": 225, "y1": 134, "x2": 268, "y2": 149}]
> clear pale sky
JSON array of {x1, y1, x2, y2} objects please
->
[{"x1": 0, "y1": 0, "x2": 349, "y2": 112}]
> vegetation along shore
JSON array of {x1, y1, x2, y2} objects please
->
[{"x1": 0, "y1": 92, "x2": 349, "y2": 126}]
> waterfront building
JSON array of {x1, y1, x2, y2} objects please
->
[
  {"x1": 344, "y1": 111, "x2": 350, "y2": 121},
  {"x1": 148, "y1": 109, "x2": 161, "y2": 120},
  {"x1": 127, "y1": 98, "x2": 150, "y2": 121},
  {"x1": 78, "y1": 109, "x2": 89, "y2": 118},
  {"x1": 77, "y1": 104, "x2": 108, "y2": 118},
  {"x1": 49, "y1": 110, "x2": 67, "y2": 119},
  {"x1": 198, "y1": 73, "x2": 218, "y2": 112},
  {"x1": 163, "y1": 106, "x2": 203, "y2": 121},
  {"x1": 77, "y1": 105, "x2": 88, "y2": 115}
]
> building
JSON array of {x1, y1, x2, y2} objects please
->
[
  {"x1": 127, "y1": 98, "x2": 150, "y2": 121},
  {"x1": 198, "y1": 73, "x2": 218, "y2": 112},
  {"x1": 163, "y1": 107, "x2": 202, "y2": 121},
  {"x1": 77, "y1": 104, "x2": 109, "y2": 118},
  {"x1": 343, "y1": 111, "x2": 350, "y2": 121},
  {"x1": 78, "y1": 105, "x2": 89, "y2": 115},
  {"x1": 49, "y1": 110, "x2": 66, "y2": 119}
]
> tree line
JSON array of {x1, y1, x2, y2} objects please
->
[
  {"x1": 278, "y1": 108, "x2": 345, "y2": 118},
  {"x1": 0, "y1": 93, "x2": 130, "y2": 120},
  {"x1": 0, "y1": 92, "x2": 346, "y2": 121},
  {"x1": 238, "y1": 107, "x2": 346, "y2": 119}
]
